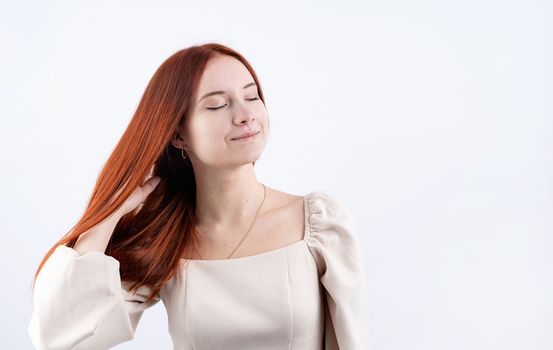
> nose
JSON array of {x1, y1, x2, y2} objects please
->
[{"x1": 233, "y1": 102, "x2": 255, "y2": 125}]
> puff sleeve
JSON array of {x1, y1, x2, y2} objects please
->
[
  {"x1": 28, "y1": 245, "x2": 161, "y2": 350},
  {"x1": 305, "y1": 191, "x2": 368, "y2": 350}
]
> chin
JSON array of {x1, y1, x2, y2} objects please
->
[{"x1": 237, "y1": 150, "x2": 264, "y2": 165}]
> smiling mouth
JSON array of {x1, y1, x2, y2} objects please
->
[{"x1": 232, "y1": 131, "x2": 260, "y2": 140}]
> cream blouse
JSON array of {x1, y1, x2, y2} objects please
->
[{"x1": 28, "y1": 191, "x2": 368, "y2": 349}]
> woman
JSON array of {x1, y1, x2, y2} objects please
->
[{"x1": 28, "y1": 42, "x2": 367, "y2": 349}]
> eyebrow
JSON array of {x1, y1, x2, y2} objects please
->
[{"x1": 198, "y1": 82, "x2": 257, "y2": 102}]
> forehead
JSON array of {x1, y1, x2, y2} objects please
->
[{"x1": 195, "y1": 55, "x2": 254, "y2": 96}]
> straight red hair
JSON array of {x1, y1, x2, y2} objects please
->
[{"x1": 31, "y1": 42, "x2": 266, "y2": 303}]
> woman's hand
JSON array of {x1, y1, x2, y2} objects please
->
[
  {"x1": 115, "y1": 169, "x2": 161, "y2": 217},
  {"x1": 73, "y1": 167, "x2": 161, "y2": 255}
]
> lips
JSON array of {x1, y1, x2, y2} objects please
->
[{"x1": 232, "y1": 130, "x2": 260, "y2": 140}]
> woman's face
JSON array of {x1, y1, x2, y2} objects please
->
[{"x1": 173, "y1": 55, "x2": 269, "y2": 168}]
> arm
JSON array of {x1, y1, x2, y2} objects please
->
[
  {"x1": 28, "y1": 245, "x2": 161, "y2": 350},
  {"x1": 305, "y1": 191, "x2": 368, "y2": 350}
]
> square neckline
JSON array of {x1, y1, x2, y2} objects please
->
[{"x1": 183, "y1": 193, "x2": 312, "y2": 263}]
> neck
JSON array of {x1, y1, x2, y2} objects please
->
[{"x1": 193, "y1": 163, "x2": 265, "y2": 234}]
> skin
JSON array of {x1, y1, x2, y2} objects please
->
[{"x1": 170, "y1": 54, "x2": 304, "y2": 258}]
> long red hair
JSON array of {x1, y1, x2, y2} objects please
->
[{"x1": 31, "y1": 42, "x2": 266, "y2": 303}]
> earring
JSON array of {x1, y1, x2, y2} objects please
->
[{"x1": 181, "y1": 149, "x2": 188, "y2": 160}]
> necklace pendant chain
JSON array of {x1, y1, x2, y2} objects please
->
[{"x1": 193, "y1": 183, "x2": 267, "y2": 260}]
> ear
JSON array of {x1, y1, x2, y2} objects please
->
[{"x1": 171, "y1": 130, "x2": 186, "y2": 149}]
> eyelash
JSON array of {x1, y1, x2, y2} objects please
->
[{"x1": 206, "y1": 97, "x2": 260, "y2": 111}]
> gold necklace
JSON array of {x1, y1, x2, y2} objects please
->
[{"x1": 193, "y1": 183, "x2": 267, "y2": 260}]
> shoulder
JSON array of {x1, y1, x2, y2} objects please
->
[
  {"x1": 262, "y1": 186, "x2": 304, "y2": 217},
  {"x1": 264, "y1": 186, "x2": 348, "y2": 212},
  {"x1": 264, "y1": 186, "x2": 303, "y2": 205},
  {"x1": 301, "y1": 191, "x2": 362, "y2": 278},
  {"x1": 304, "y1": 190, "x2": 354, "y2": 223},
  {"x1": 262, "y1": 186, "x2": 356, "y2": 239},
  {"x1": 303, "y1": 190, "x2": 357, "y2": 243},
  {"x1": 264, "y1": 187, "x2": 353, "y2": 223}
]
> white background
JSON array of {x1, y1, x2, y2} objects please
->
[{"x1": 2, "y1": 0, "x2": 552, "y2": 349}]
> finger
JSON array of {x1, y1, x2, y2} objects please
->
[
  {"x1": 147, "y1": 164, "x2": 155, "y2": 179},
  {"x1": 142, "y1": 176, "x2": 161, "y2": 196},
  {"x1": 142, "y1": 164, "x2": 156, "y2": 185}
]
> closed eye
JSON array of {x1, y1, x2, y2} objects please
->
[{"x1": 206, "y1": 97, "x2": 260, "y2": 111}]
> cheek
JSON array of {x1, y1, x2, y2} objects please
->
[
  {"x1": 194, "y1": 121, "x2": 228, "y2": 146},
  {"x1": 257, "y1": 107, "x2": 269, "y2": 128}
]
